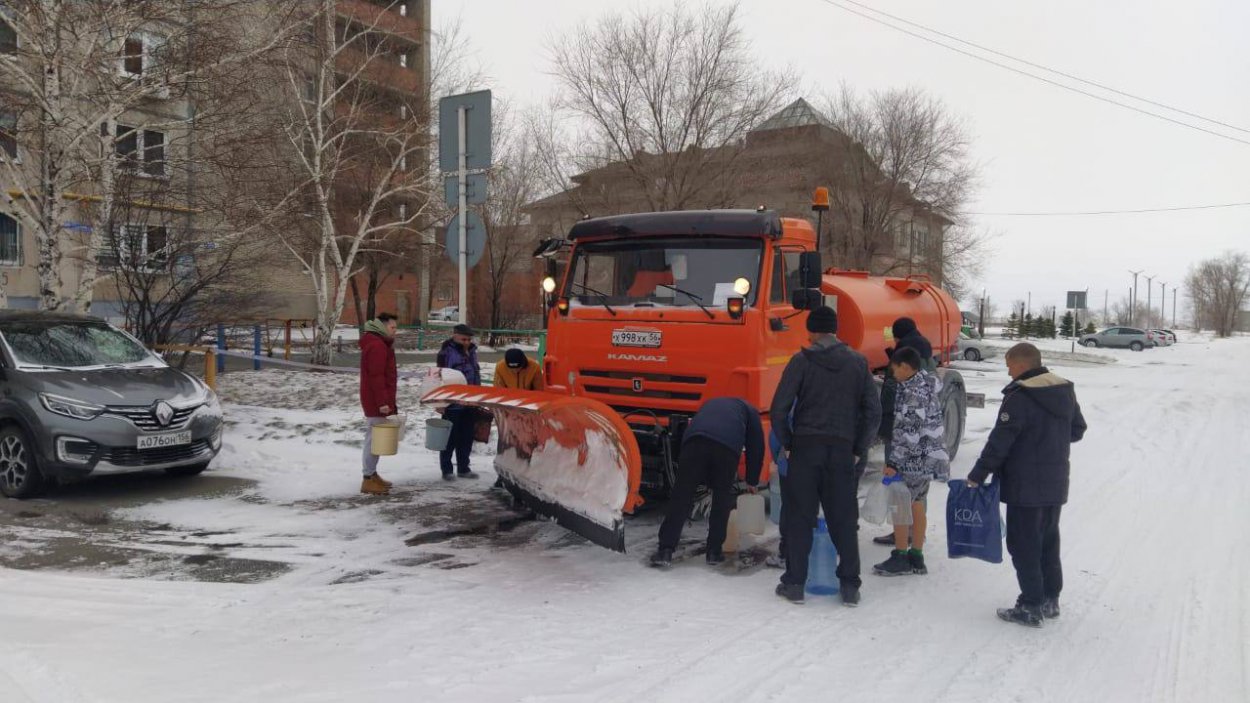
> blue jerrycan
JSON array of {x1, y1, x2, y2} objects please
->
[{"x1": 805, "y1": 517, "x2": 840, "y2": 595}]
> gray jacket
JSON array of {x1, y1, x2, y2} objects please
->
[{"x1": 769, "y1": 336, "x2": 882, "y2": 458}]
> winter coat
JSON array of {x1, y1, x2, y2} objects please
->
[
  {"x1": 436, "y1": 338, "x2": 481, "y2": 386},
  {"x1": 769, "y1": 336, "x2": 882, "y2": 458},
  {"x1": 968, "y1": 367, "x2": 1088, "y2": 507},
  {"x1": 888, "y1": 370, "x2": 950, "y2": 481},
  {"x1": 684, "y1": 397, "x2": 766, "y2": 486},
  {"x1": 359, "y1": 331, "x2": 397, "y2": 418},
  {"x1": 493, "y1": 358, "x2": 544, "y2": 391}
]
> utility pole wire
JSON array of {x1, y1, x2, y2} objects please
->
[
  {"x1": 837, "y1": 0, "x2": 1250, "y2": 136},
  {"x1": 815, "y1": 0, "x2": 1250, "y2": 148},
  {"x1": 964, "y1": 201, "x2": 1250, "y2": 217}
]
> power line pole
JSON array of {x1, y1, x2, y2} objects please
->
[
  {"x1": 1159, "y1": 281, "x2": 1167, "y2": 326},
  {"x1": 1172, "y1": 288, "x2": 1177, "y2": 327},
  {"x1": 1128, "y1": 270, "x2": 1143, "y2": 326},
  {"x1": 1104, "y1": 289, "x2": 1108, "y2": 324},
  {"x1": 1143, "y1": 274, "x2": 1155, "y2": 327}
]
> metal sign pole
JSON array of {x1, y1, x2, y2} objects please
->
[{"x1": 457, "y1": 105, "x2": 468, "y2": 325}]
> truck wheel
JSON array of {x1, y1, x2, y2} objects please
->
[
  {"x1": 1130, "y1": 341, "x2": 1144, "y2": 352},
  {"x1": 938, "y1": 373, "x2": 967, "y2": 461},
  {"x1": 0, "y1": 426, "x2": 46, "y2": 499}
]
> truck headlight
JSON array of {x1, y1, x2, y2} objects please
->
[{"x1": 40, "y1": 393, "x2": 106, "y2": 420}]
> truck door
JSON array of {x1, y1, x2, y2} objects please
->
[{"x1": 763, "y1": 247, "x2": 808, "y2": 396}]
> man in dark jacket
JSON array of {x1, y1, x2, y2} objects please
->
[
  {"x1": 874, "y1": 316, "x2": 937, "y2": 544},
  {"x1": 436, "y1": 324, "x2": 482, "y2": 480},
  {"x1": 359, "y1": 313, "x2": 398, "y2": 495},
  {"x1": 649, "y1": 397, "x2": 764, "y2": 568},
  {"x1": 770, "y1": 306, "x2": 882, "y2": 605},
  {"x1": 967, "y1": 342, "x2": 1087, "y2": 627}
]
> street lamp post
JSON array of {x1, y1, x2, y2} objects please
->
[
  {"x1": 1144, "y1": 274, "x2": 1155, "y2": 327},
  {"x1": 1159, "y1": 281, "x2": 1167, "y2": 327}
]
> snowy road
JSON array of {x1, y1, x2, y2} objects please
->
[{"x1": 0, "y1": 337, "x2": 1246, "y2": 702}]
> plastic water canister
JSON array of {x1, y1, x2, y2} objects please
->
[
  {"x1": 768, "y1": 470, "x2": 782, "y2": 525},
  {"x1": 805, "y1": 518, "x2": 840, "y2": 595},
  {"x1": 424, "y1": 418, "x2": 453, "y2": 451},
  {"x1": 722, "y1": 509, "x2": 741, "y2": 553},
  {"x1": 736, "y1": 493, "x2": 766, "y2": 536},
  {"x1": 861, "y1": 481, "x2": 889, "y2": 525},
  {"x1": 887, "y1": 480, "x2": 914, "y2": 526}
]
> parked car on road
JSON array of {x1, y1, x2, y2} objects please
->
[
  {"x1": 427, "y1": 306, "x2": 459, "y2": 322},
  {"x1": 1150, "y1": 329, "x2": 1176, "y2": 346},
  {"x1": 956, "y1": 330, "x2": 985, "y2": 361},
  {"x1": 1078, "y1": 326, "x2": 1156, "y2": 351},
  {"x1": 0, "y1": 312, "x2": 224, "y2": 498}
]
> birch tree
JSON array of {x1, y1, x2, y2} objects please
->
[
  {"x1": 273, "y1": 0, "x2": 435, "y2": 365},
  {"x1": 0, "y1": 0, "x2": 300, "y2": 312},
  {"x1": 1187, "y1": 251, "x2": 1249, "y2": 337}
]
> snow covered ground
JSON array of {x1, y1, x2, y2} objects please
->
[{"x1": 1, "y1": 335, "x2": 1247, "y2": 702}]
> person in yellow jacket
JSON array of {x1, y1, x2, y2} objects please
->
[
  {"x1": 494, "y1": 348, "x2": 544, "y2": 391},
  {"x1": 492, "y1": 348, "x2": 544, "y2": 488}
]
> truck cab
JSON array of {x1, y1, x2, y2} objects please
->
[{"x1": 540, "y1": 209, "x2": 820, "y2": 498}]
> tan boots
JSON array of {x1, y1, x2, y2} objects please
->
[{"x1": 361, "y1": 473, "x2": 392, "y2": 495}]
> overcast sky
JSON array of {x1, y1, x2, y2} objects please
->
[{"x1": 436, "y1": 0, "x2": 1250, "y2": 317}]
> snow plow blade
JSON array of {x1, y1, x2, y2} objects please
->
[{"x1": 420, "y1": 385, "x2": 644, "y2": 552}]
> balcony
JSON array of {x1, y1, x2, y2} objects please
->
[
  {"x1": 336, "y1": 0, "x2": 425, "y2": 45},
  {"x1": 336, "y1": 46, "x2": 423, "y2": 96}
]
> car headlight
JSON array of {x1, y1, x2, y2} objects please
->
[{"x1": 40, "y1": 393, "x2": 106, "y2": 420}]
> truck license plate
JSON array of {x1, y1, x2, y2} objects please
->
[
  {"x1": 137, "y1": 431, "x2": 192, "y2": 450},
  {"x1": 611, "y1": 329, "x2": 661, "y2": 348}
]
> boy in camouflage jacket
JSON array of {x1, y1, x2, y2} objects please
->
[{"x1": 874, "y1": 346, "x2": 950, "y2": 577}]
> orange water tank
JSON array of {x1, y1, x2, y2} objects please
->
[{"x1": 821, "y1": 271, "x2": 962, "y2": 371}]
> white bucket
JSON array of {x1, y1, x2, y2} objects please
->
[
  {"x1": 424, "y1": 418, "x2": 453, "y2": 451},
  {"x1": 371, "y1": 422, "x2": 401, "y2": 456}
]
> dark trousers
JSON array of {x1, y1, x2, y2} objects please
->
[
  {"x1": 1005, "y1": 505, "x2": 1063, "y2": 606},
  {"x1": 780, "y1": 438, "x2": 861, "y2": 588},
  {"x1": 439, "y1": 407, "x2": 475, "y2": 475},
  {"x1": 657, "y1": 438, "x2": 739, "y2": 552}
]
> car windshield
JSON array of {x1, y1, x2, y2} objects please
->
[
  {"x1": 565, "y1": 237, "x2": 762, "y2": 308},
  {"x1": 0, "y1": 320, "x2": 158, "y2": 369}
]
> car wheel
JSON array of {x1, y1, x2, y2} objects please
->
[
  {"x1": 963, "y1": 348, "x2": 982, "y2": 362},
  {"x1": 1130, "y1": 341, "x2": 1144, "y2": 352},
  {"x1": 165, "y1": 462, "x2": 209, "y2": 478},
  {"x1": 1082, "y1": 340, "x2": 1098, "y2": 348},
  {"x1": 0, "y1": 425, "x2": 46, "y2": 499}
]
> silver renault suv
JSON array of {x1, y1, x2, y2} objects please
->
[{"x1": 0, "y1": 312, "x2": 224, "y2": 498}]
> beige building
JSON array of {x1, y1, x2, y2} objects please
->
[{"x1": 525, "y1": 98, "x2": 951, "y2": 283}]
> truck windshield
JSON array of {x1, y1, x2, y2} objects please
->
[{"x1": 565, "y1": 237, "x2": 762, "y2": 309}]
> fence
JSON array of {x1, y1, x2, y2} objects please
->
[{"x1": 154, "y1": 344, "x2": 217, "y2": 390}]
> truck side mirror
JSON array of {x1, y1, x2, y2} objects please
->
[
  {"x1": 798, "y1": 252, "x2": 822, "y2": 289},
  {"x1": 790, "y1": 289, "x2": 822, "y2": 310}
]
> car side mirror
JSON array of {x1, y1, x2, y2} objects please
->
[
  {"x1": 790, "y1": 289, "x2": 822, "y2": 311},
  {"x1": 798, "y1": 251, "x2": 823, "y2": 289}
]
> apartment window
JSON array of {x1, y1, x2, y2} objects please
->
[
  {"x1": 119, "y1": 33, "x2": 164, "y2": 79},
  {"x1": 0, "y1": 112, "x2": 16, "y2": 160},
  {"x1": 0, "y1": 213, "x2": 20, "y2": 267},
  {"x1": 100, "y1": 225, "x2": 170, "y2": 271},
  {"x1": 114, "y1": 124, "x2": 166, "y2": 177},
  {"x1": 0, "y1": 16, "x2": 16, "y2": 55}
]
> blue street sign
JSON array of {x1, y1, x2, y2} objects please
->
[
  {"x1": 444, "y1": 211, "x2": 486, "y2": 269},
  {"x1": 438, "y1": 90, "x2": 492, "y2": 173},
  {"x1": 443, "y1": 173, "x2": 487, "y2": 207}
]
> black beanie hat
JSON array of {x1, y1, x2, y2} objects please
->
[
  {"x1": 505, "y1": 348, "x2": 527, "y2": 369},
  {"x1": 806, "y1": 305, "x2": 838, "y2": 334},
  {"x1": 892, "y1": 317, "x2": 917, "y2": 339}
]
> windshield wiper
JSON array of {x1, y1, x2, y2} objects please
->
[
  {"x1": 20, "y1": 364, "x2": 81, "y2": 372},
  {"x1": 656, "y1": 284, "x2": 715, "y2": 320},
  {"x1": 569, "y1": 282, "x2": 617, "y2": 316}
]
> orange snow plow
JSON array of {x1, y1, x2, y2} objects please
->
[{"x1": 420, "y1": 385, "x2": 644, "y2": 552}]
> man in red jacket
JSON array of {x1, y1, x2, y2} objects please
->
[{"x1": 359, "y1": 313, "x2": 399, "y2": 494}]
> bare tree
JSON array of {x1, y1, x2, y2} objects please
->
[
  {"x1": 819, "y1": 86, "x2": 980, "y2": 291},
  {"x1": 1187, "y1": 251, "x2": 1249, "y2": 337},
  {"x1": 0, "y1": 0, "x2": 300, "y2": 312},
  {"x1": 545, "y1": 1, "x2": 793, "y2": 215},
  {"x1": 267, "y1": 0, "x2": 436, "y2": 365}
]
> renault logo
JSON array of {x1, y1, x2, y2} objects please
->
[
  {"x1": 631, "y1": 378, "x2": 644, "y2": 393},
  {"x1": 154, "y1": 401, "x2": 175, "y2": 427}
]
